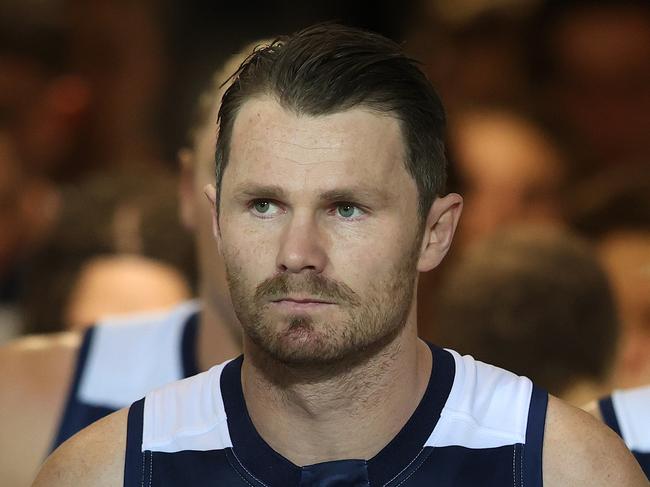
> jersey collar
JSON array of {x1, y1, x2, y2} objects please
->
[{"x1": 221, "y1": 342, "x2": 455, "y2": 486}]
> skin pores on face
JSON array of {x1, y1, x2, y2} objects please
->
[{"x1": 217, "y1": 97, "x2": 423, "y2": 366}]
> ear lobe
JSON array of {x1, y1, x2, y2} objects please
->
[{"x1": 417, "y1": 193, "x2": 463, "y2": 272}]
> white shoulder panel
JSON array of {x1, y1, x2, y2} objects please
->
[
  {"x1": 77, "y1": 300, "x2": 200, "y2": 409},
  {"x1": 142, "y1": 360, "x2": 233, "y2": 453},
  {"x1": 612, "y1": 385, "x2": 650, "y2": 452},
  {"x1": 426, "y1": 349, "x2": 533, "y2": 449}
]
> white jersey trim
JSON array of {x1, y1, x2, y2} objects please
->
[
  {"x1": 425, "y1": 349, "x2": 532, "y2": 449},
  {"x1": 77, "y1": 300, "x2": 200, "y2": 409},
  {"x1": 139, "y1": 347, "x2": 533, "y2": 454},
  {"x1": 612, "y1": 385, "x2": 650, "y2": 452},
  {"x1": 142, "y1": 360, "x2": 233, "y2": 453}
]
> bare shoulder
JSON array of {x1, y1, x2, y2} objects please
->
[
  {"x1": 0, "y1": 332, "x2": 81, "y2": 486},
  {"x1": 543, "y1": 395, "x2": 648, "y2": 486},
  {"x1": 33, "y1": 407, "x2": 129, "y2": 487}
]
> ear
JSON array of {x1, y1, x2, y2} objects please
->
[
  {"x1": 178, "y1": 148, "x2": 197, "y2": 230},
  {"x1": 203, "y1": 184, "x2": 222, "y2": 249},
  {"x1": 417, "y1": 193, "x2": 463, "y2": 272}
]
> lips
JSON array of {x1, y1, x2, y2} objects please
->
[
  {"x1": 271, "y1": 297, "x2": 334, "y2": 305},
  {"x1": 269, "y1": 297, "x2": 336, "y2": 311}
]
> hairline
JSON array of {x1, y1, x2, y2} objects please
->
[{"x1": 216, "y1": 93, "x2": 430, "y2": 224}]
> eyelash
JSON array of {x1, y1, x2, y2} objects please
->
[{"x1": 328, "y1": 203, "x2": 366, "y2": 220}]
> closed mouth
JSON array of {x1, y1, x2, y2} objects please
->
[{"x1": 271, "y1": 297, "x2": 335, "y2": 305}]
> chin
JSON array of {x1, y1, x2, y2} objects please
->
[
  {"x1": 274, "y1": 324, "x2": 343, "y2": 364},
  {"x1": 253, "y1": 325, "x2": 349, "y2": 366},
  {"x1": 245, "y1": 308, "x2": 408, "y2": 368}
]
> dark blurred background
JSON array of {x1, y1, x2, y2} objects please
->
[{"x1": 1, "y1": 0, "x2": 648, "y2": 391}]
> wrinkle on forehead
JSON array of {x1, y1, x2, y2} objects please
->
[
  {"x1": 228, "y1": 97, "x2": 406, "y2": 179},
  {"x1": 243, "y1": 137, "x2": 345, "y2": 168}
]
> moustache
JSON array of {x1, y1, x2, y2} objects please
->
[{"x1": 254, "y1": 273, "x2": 360, "y2": 306}]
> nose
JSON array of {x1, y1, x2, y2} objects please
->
[{"x1": 276, "y1": 213, "x2": 328, "y2": 274}]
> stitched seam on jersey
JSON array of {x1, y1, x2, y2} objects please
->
[
  {"x1": 390, "y1": 449, "x2": 431, "y2": 487},
  {"x1": 141, "y1": 452, "x2": 145, "y2": 487},
  {"x1": 382, "y1": 449, "x2": 425, "y2": 486},
  {"x1": 149, "y1": 452, "x2": 153, "y2": 487},
  {"x1": 512, "y1": 443, "x2": 517, "y2": 487},
  {"x1": 233, "y1": 467, "x2": 256, "y2": 487},
  {"x1": 231, "y1": 449, "x2": 271, "y2": 487},
  {"x1": 520, "y1": 444, "x2": 524, "y2": 487},
  {"x1": 225, "y1": 450, "x2": 257, "y2": 487}
]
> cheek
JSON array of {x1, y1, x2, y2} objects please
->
[
  {"x1": 328, "y1": 227, "x2": 416, "y2": 290},
  {"x1": 220, "y1": 217, "x2": 279, "y2": 274}
]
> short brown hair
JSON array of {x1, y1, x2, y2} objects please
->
[{"x1": 215, "y1": 23, "x2": 447, "y2": 220}]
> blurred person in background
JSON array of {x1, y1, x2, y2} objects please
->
[
  {"x1": 62, "y1": 254, "x2": 191, "y2": 331},
  {"x1": 574, "y1": 168, "x2": 650, "y2": 479},
  {"x1": 0, "y1": 48, "x2": 250, "y2": 485},
  {"x1": 446, "y1": 105, "x2": 573, "y2": 247},
  {"x1": 571, "y1": 167, "x2": 650, "y2": 390},
  {"x1": 417, "y1": 104, "x2": 576, "y2": 331},
  {"x1": 0, "y1": 0, "x2": 85, "y2": 339},
  {"x1": 0, "y1": 132, "x2": 60, "y2": 343},
  {"x1": 529, "y1": 0, "x2": 650, "y2": 172},
  {"x1": 433, "y1": 227, "x2": 619, "y2": 407},
  {"x1": 588, "y1": 384, "x2": 650, "y2": 479},
  {"x1": 19, "y1": 168, "x2": 196, "y2": 335}
]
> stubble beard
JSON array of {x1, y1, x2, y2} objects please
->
[{"x1": 225, "y1": 239, "x2": 421, "y2": 368}]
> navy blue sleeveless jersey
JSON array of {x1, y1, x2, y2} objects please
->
[
  {"x1": 599, "y1": 385, "x2": 650, "y2": 479},
  {"x1": 124, "y1": 344, "x2": 549, "y2": 486},
  {"x1": 52, "y1": 301, "x2": 201, "y2": 450}
]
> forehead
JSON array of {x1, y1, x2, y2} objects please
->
[{"x1": 224, "y1": 97, "x2": 412, "y2": 195}]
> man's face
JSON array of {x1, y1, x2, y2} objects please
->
[{"x1": 217, "y1": 97, "x2": 423, "y2": 365}]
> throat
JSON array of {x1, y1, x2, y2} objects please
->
[{"x1": 241, "y1": 337, "x2": 432, "y2": 466}]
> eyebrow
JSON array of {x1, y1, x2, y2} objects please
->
[
  {"x1": 318, "y1": 188, "x2": 392, "y2": 204},
  {"x1": 233, "y1": 183, "x2": 288, "y2": 200},
  {"x1": 232, "y1": 183, "x2": 392, "y2": 205}
]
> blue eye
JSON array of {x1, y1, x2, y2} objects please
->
[
  {"x1": 337, "y1": 204, "x2": 363, "y2": 219},
  {"x1": 254, "y1": 201, "x2": 270, "y2": 213},
  {"x1": 251, "y1": 200, "x2": 280, "y2": 217}
]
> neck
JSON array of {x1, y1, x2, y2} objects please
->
[
  {"x1": 196, "y1": 280, "x2": 242, "y2": 371},
  {"x1": 241, "y1": 320, "x2": 432, "y2": 466}
]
